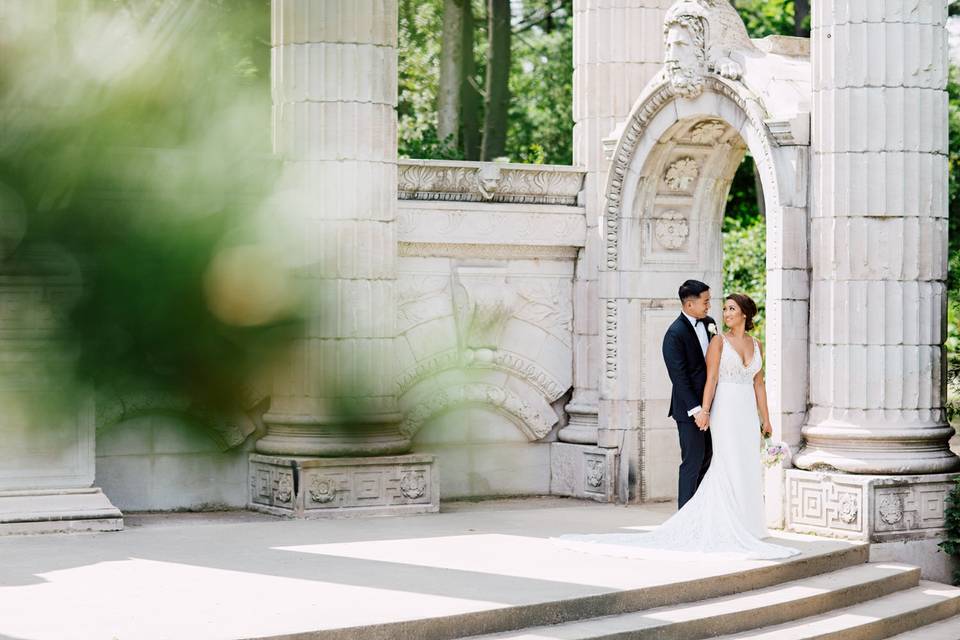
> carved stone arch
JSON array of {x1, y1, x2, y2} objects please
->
[
  {"x1": 399, "y1": 381, "x2": 557, "y2": 442},
  {"x1": 599, "y1": 71, "x2": 811, "y2": 508},
  {"x1": 395, "y1": 348, "x2": 567, "y2": 402}
]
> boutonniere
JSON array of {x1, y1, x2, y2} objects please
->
[{"x1": 707, "y1": 322, "x2": 717, "y2": 336}]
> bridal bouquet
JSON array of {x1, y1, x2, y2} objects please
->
[{"x1": 761, "y1": 437, "x2": 790, "y2": 468}]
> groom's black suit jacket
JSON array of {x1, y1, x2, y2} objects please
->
[{"x1": 662, "y1": 313, "x2": 716, "y2": 420}]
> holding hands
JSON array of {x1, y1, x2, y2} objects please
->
[{"x1": 695, "y1": 409, "x2": 710, "y2": 431}]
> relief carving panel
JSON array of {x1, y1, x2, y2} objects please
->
[
  {"x1": 786, "y1": 470, "x2": 957, "y2": 541},
  {"x1": 653, "y1": 210, "x2": 690, "y2": 250},
  {"x1": 249, "y1": 454, "x2": 438, "y2": 515},
  {"x1": 398, "y1": 160, "x2": 584, "y2": 205},
  {"x1": 664, "y1": 157, "x2": 700, "y2": 192}
]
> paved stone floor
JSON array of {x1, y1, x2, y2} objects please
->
[{"x1": 0, "y1": 498, "x2": 854, "y2": 640}]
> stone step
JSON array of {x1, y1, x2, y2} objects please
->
[
  {"x1": 712, "y1": 580, "x2": 960, "y2": 639},
  {"x1": 461, "y1": 563, "x2": 918, "y2": 640},
  {"x1": 321, "y1": 542, "x2": 869, "y2": 640},
  {"x1": 886, "y1": 614, "x2": 960, "y2": 639}
]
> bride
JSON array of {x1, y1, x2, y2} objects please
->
[{"x1": 555, "y1": 293, "x2": 799, "y2": 561}]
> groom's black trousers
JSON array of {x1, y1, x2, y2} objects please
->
[{"x1": 676, "y1": 418, "x2": 712, "y2": 509}]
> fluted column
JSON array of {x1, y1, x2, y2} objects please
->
[
  {"x1": 795, "y1": 0, "x2": 957, "y2": 474},
  {"x1": 257, "y1": 0, "x2": 407, "y2": 456},
  {"x1": 564, "y1": 0, "x2": 672, "y2": 444}
]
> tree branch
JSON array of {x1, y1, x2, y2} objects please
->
[{"x1": 512, "y1": 0, "x2": 569, "y2": 35}]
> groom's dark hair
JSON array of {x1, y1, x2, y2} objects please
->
[{"x1": 678, "y1": 280, "x2": 710, "y2": 303}]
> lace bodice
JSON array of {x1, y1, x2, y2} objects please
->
[{"x1": 718, "y1": 334, "x2": 761, "y2": 384}]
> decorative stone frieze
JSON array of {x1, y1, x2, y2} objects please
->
[
  {"x1": 786, "y1": 469, "x2": 959, "y2": 543},
  {"x1": 249, "y1": 453, "x2": 438, "y2": 517},
  {"x1": 397, "y1": 242, "x2": 578, "y2": 261},
  {"x1": 398, "y1": 160, "x2": 585, "y2": 206}
]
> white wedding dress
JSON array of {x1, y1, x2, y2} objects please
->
[{"x1": 554, "y1": 335, "x2": 800, "y2": 561}]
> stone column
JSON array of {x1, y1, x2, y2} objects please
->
[
  {"x1": 550, "y1": 0, "x2": 671, "y2": 503},
  {"x1": 564, "y1": 0, "x2": 671, "y2": 445},
  {"x1": 796, "y1": 0, "x2": 956, "y2": 475},
  {"x1": 788, "y1": 1, "x2": 957, "y2": 571},
  {"x1": 250, "y1": 0, "x2": 437, "y2": 517}
]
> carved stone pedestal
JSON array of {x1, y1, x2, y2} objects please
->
[
  {"x1": 786, "y1": 469, "x2": 958, "y2": 543},
  {"x1": 248, "y1": 453, "x2": 438, "y2": 518},
  {"x1": 550, "y1": 443, "x2": 617, "y2": 502},
  {"x1": 786, "y1": 469, "x2": 960, "y2": 581}
]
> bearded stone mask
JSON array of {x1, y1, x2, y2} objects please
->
[{"x1": 663, "y1": 7, "x2": 708, "y2": 99}]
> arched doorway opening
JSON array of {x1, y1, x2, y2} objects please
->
[{"x1": 598, "y1": 72, "x2": 810, "y2": 526}]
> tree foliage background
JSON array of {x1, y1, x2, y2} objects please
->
[{"x1": 400, "y1": 0, "x2": 574, "y2": 164}]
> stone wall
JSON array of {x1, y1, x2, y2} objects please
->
[
  {"x1": 95, "y1": 416, "x2": 251, "y2": 511},
  {"x1": 396, "y1": 160, "x2": 586, "y2": 498},
  {"x1": 91, "y1": 160, "x2": 587, "y2": 508}
]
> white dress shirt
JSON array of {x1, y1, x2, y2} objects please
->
[{"x1": 681, "y1": 310, "x2": 709, "y2": 417}]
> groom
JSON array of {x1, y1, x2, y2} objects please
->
[{"x1": 662, "y1": 279, "x2": 717, "y2": 509}]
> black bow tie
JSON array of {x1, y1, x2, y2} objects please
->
[{"x1": 695, "y1": 318, "x2": 707, "y2": 326}]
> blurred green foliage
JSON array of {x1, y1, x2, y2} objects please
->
[{"x1": 0, "y1": 0, "x2": 301, "y2": 430}]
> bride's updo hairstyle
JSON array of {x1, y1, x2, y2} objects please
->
[{"x1": 726, "y1": 293, "x2": 758, "y2": 331}]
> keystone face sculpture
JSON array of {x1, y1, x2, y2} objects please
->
[{"x1": 663, "y1": 0, "x2": 757, "y2": 98}]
